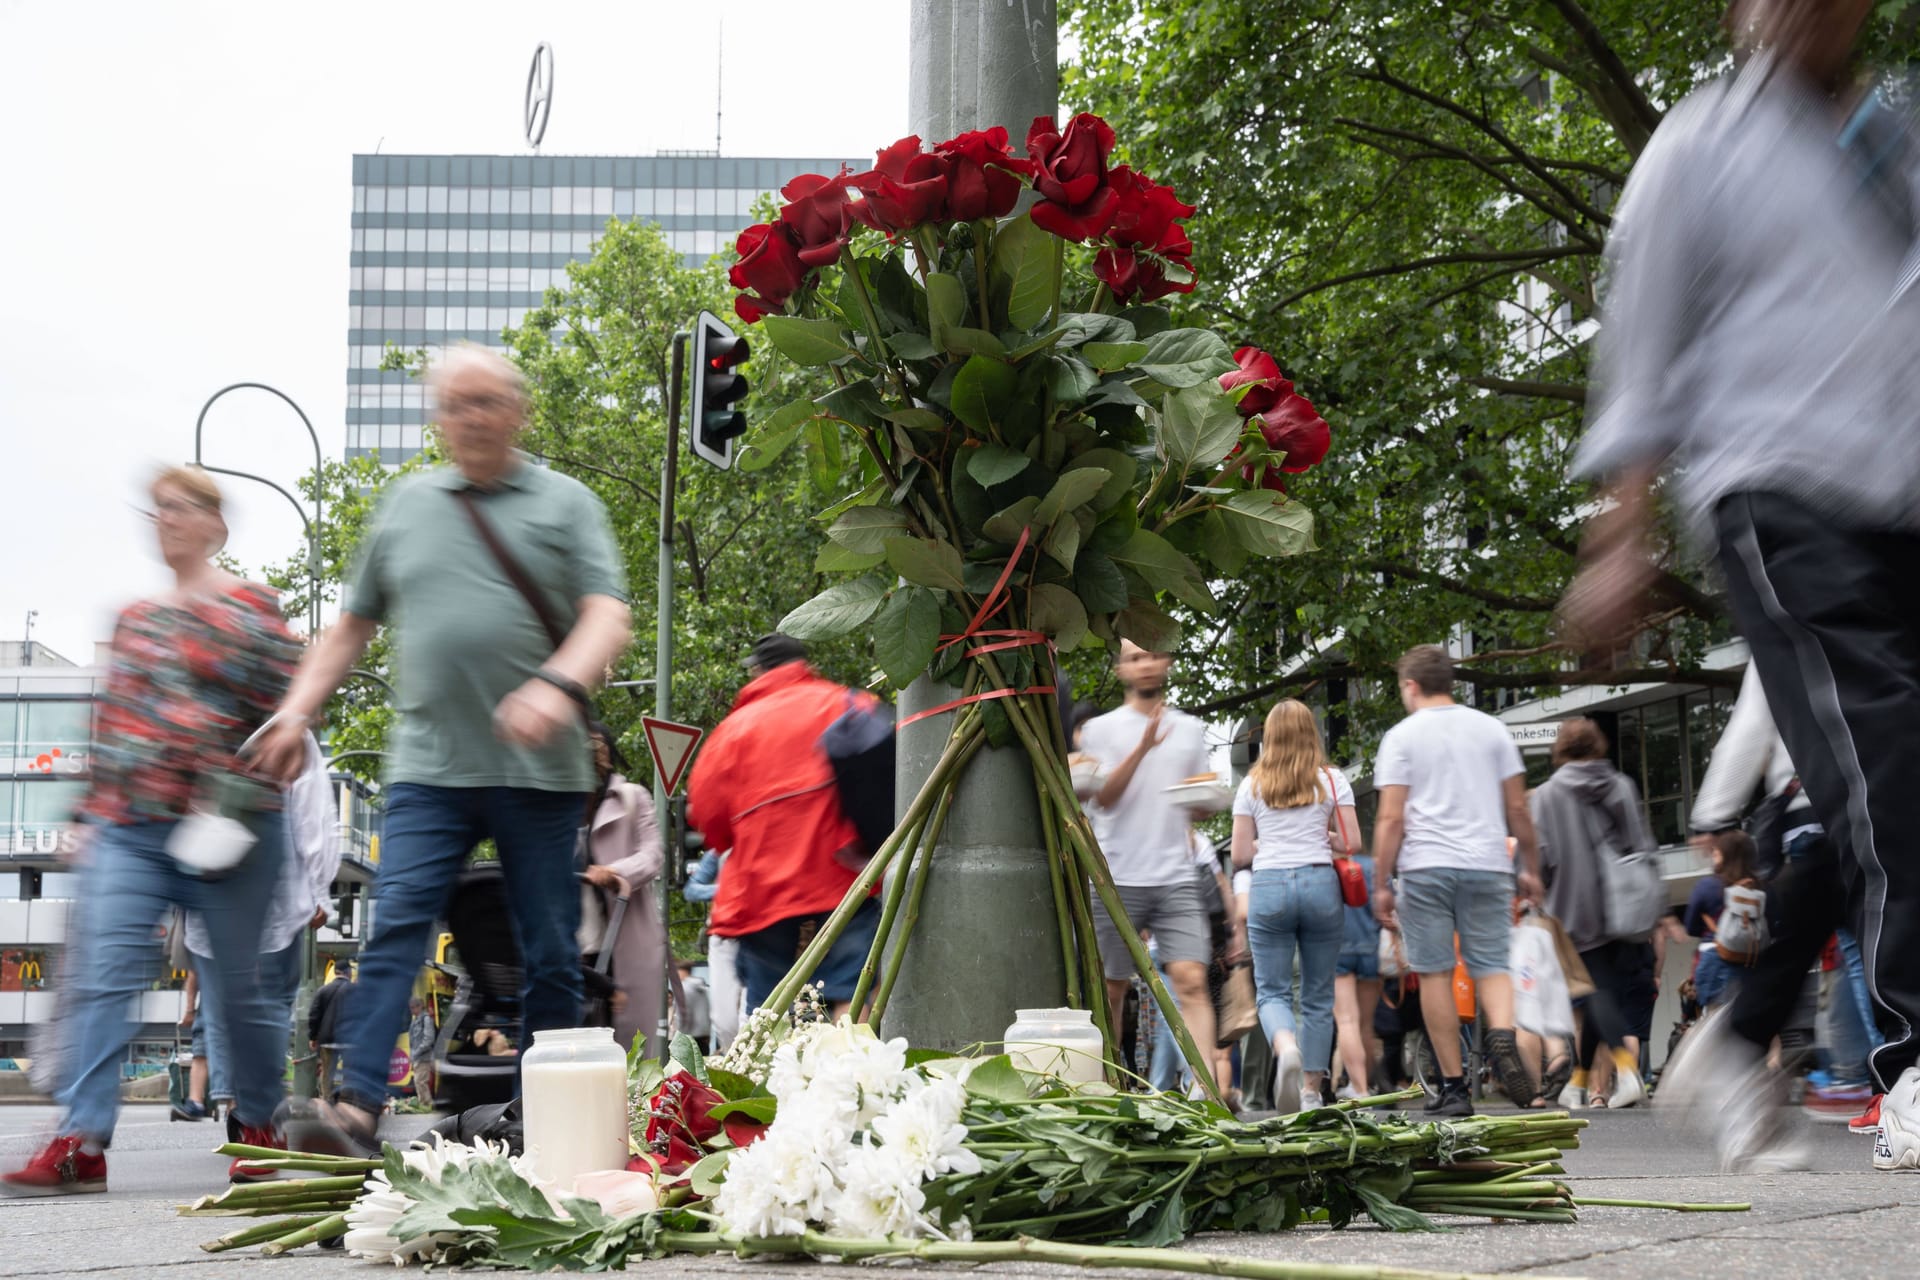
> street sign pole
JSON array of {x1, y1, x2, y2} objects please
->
[{"x1": 652, "y1": 332, "x2": 689, "y2": 1060}]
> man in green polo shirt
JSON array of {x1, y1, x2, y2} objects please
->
[{"x1": 255, "y1": 344, "x2": 631, "y2": 1152}]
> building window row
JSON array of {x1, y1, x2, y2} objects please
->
[
  {"x1": 0, "y1": 702, "x2": 92, "y2": 776},
  {"x1": 352, "y1": 185, "x2": 769, "y2": 219},
  {"x1": 345, "y1": 423, "x2": 429, "y2": 454},
  {"x1": 349, "y1": 304, "x2": 533, "y2": 332},
  {"x1": 353, "y1": 265, "x2": 569, "y2": 293},
  {"x1": 352, "y1": 155, "x2": 854, "y2": 190}
]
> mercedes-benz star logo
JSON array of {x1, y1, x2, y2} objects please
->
[{"x1": 524, "y1": 42, "x2": 555, "y2": 149}]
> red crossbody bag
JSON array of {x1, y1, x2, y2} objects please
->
[{"x1": 1324, "y1": 766, "x2": 1368, "y2": 908}]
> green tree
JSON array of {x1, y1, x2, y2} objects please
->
[{"x1": 1066, "y1": 0, "x2": 1920, "y2": 749}]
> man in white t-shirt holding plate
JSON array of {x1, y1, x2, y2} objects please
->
[
  {"x1": 1078, "y1": 641, "x2": 1219, "y2": 1082},
  {"x1": 1372, "y1": 645, "x2": 1544, "y2": 1117}
]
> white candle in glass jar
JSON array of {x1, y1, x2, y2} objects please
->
[
  {"x1": 1003, "y1": 1007, "x2": 1105, "y2": 1083},
  {"x1": 520, "y1": 1027, "x2": 630, "y2": 1187}
]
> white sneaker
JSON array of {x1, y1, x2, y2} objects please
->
[
  {"x1": 1609, "y1": 1065, "x2": 1646, "y2": 1110},
  {"x1": 1272, "y1": 1045, "x2": 1304, "y2": 1115},
  {"x1": 1557, "y1": 1084, "x2": 1588, "y2": 1109},
  {"x1": 1872, "y1": 1066, "x2": 1920, "y2": 1172},
  {"x1": 1657, "y1": 1006, "x2": 1810, "y2": 1173}
]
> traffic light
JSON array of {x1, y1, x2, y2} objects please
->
[{"x1": 689, "y1": 309, "x2": 750, "y2": 470}]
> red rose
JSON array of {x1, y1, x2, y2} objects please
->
[
  {"x1": 934, "y1": 127, "x2": 1030, "y2": 221},
  {"x1": 1220, "y1": 347, "x2": 1294, "y2": 417},
  {"x1": 850, "y1": 136, "x2": 950, "y2": 234},
  {"x1": 1026, "y1": 114, "x2": 1120, "y2": 242},
  {"x1": 778, "y1": 172, "x2": 856, "y2": 266},
  {"x1": 729, "y1": 222, "x2": 808, "y2": 323},
  {"x1": 722, "y1": 1113, "x2": 768, "y2": 1150},
  {"x1": 634, "y1": 1134, "x2": 703, "y2": 1180},
  {"x1": 1107, "y1": 167, "x2": 1195, "y2": 253},
  {"x1": 1257, "y1": 392, "x2": 1331, "y2": 473},
  {"x1": 1093, "y1": 244, "x2": 1195, "y2": 303},
  {"x1": 644, "y1": 1072, "x2": 725, "y2": 1147}
]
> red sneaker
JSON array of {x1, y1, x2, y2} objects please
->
[
  {"x1": 228, "y1": 1124, "x2": 286, "y2": 1183},
  {"x1": 1850, "y1": 1094, "x2": 1884, "y2": 1136},
  {"x1": 1, "y1": 1135, "x2": 107, "y2": 1197}
]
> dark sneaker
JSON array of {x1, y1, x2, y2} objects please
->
[
  {"x1": 285, "y1": 1100, "x2": 380, "y2": 1160},
  {"x1": 170, "y1": 1099, "x2": 210, "y2": 1123},
  {"x1": 1423, "y1": 1082, "x2": 1474, "y2": 1119},
  {"x1": 1540, "y1": 1053, "x2": 1574, "y2": 1108},
  {"x1": 1485, "y1": 1029, "x2": 1536, "y2": 1108},
  {"x1": 229, "y1": 1124, "x2": 287, "y2": 1183},
  {"x1": 1, "y1": 1136, "x2": 107, "y2": 1197}
]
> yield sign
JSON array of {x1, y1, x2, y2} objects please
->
[{"x1": 641, "y1": 717, "x2": 704, "y2": 796}]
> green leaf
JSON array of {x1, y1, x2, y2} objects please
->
[
  {"x1": 706, "y1": 1095, "x2": 778, "y2": 1125},
  {"x1": 991, "y1": 213, "x2": 1056, "y2": 330},
  {"x1": 1043, "y1": 510, "x2": 1085, "y2": 570},
  {"x1": 778, "y1": 575, "x2": 889, "y2": 639},
  {"x1": 760, "y1": 315, "x2": 857, "y2": 367},
  {"x1": 983, "y1": 495, "x2": 1041, "y2": 545},
  {"x1": 965, "y1": 1054, "x2": 1033, "y2": 1102},
  {"x1": 945, "y1": 326, "x2": 1008, "y2": 358},
  {"x1": 1135, "y1": 327, "x2": 1235, "y2": 387},
  {"x1": 1035, "y1": 467, "x2": 1110, "y2": 525},
  {"x1": 817, "y1": 378, "x2": 888, "y2": 430},
  {"x1": 1029, "y1": 583, "x2": 1090, "y2": 650},
  {"x1": 887, "y1": 331, "x2": 939, "y2": 360},
  {"x1": 686, "y1": 1150, "x2": 734, "y2": 1200},
  {"x1": 669, "y1": 1032, "x2": 709, "y2": 1084},
  {"x1": 1056, "y1": 312, "x2": 1136, "y2": 347},
  {"x1": 949, "y1": 354, "x2": 1019, "y2": 432},
  {"x1": 1066, "y1": 448, "x2": 1140, "y2": 511},
  {"x1": 736, "y1": 400, "x2": 815, "y2": 473},
  {"x1": 1157, "y1": 380, "x2": 1245, "y2": 473},
  {"x1": 904, "y1": 1047, "x2": 960, "y2": 1067},
  {"x1": 1220, "y1": 490, "x2": 1318, "y2": 556},
  {"x1": 801, "y1": 418, "x2": 845, "y2": 497},
  {"x1": 884, "y1": 537, "x2": 967, "y2": 592},
  {"x1": 926, "y1": 272, "x2": 967, "y2": 345},
  {"x1": 1006, "y1": 326, "x2": 1068, "y2": 361},
  {"x1": 704, "y1": 1067, "x2": 767, "y2": 1100},
  {"x1": 1083, "y1": 340, "x2": 1150, "y2": 371},
  {"x1": 873, "y1": 587, "x2": 942, "y2": 686},
  {"x1": 886, "y1": 407, "x2": 946, "y2": 433},
  {"x1": 1075, "y1": 551, "x2": 1129, "y2": 614},
  {"x1": 1199, "y1": 508, "x2": 1248, "y2": 575},
  {"x1": 1046, "y1": 354, "x2": 1099, "y2": 404},
  {"x1": 1115, "y1": 601, "x2": 1182, "y2": 651},
  {"x1": 815, "y1": 542, "x2": 886, "y2": 572},
  {"x1": 1111, "y1": 527, "x2": 1214, "y2": 612},
  {"x1": 827, "y1": 505, "x2": 911, "y2": 553},
  {"x1": 967, "y1": 442, "x2": 1032, "y2": 487}
]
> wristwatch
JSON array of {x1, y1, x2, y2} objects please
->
[{"x1": 533, "y1": 667, "x2": 591, "y2": 709}]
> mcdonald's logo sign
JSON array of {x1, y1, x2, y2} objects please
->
[{"x1": 17, "y1": 957, "x2": 43, "y2": 986}]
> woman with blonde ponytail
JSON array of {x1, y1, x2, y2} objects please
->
[{"x1": 1230, "y1": 700, "x2": 1359, "y2": 1112}]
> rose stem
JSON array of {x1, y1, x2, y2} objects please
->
[
  {"x1": 201, "y1": 1213, "x2": 339, "y2": 1252},
  {"x1": 849, "y1": 809, "x2": 929, "y2": 1016},
  {"x1": 1573, "y1": 1197, "x2": 1751, "y2": 1212},
  {"x1": 259, "y1": 1212, "x2": 351, "y2": 1256},
  {"x1": 869, "y1": 732, "x2": 975, "y2": 1025}
]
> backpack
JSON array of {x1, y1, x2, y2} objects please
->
[
  {"x1": 818, "y1": 692, "x2": 896, "y2": 862},
  {"x1": 1714, "y1": 879, "x2": 1770, "y2": 966}
]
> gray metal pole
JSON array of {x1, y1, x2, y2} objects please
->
[
  {"x1": 882, "y1": 1, "x2": 1067, "y2": 1052},
  {"x1": 652, "y1": 333, "x2": 689, "y2": 1059},
  {"x1": 909, "y1": 0, "x2": 1058, "y2": 143}
]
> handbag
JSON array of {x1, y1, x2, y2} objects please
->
[
  {"x1": 1210, "y1": 961, "x2": 1259, "y2": 1047},
  {"x1": 1715, "y1": 880, "x2": 1770, "y2": 965},
  {"x1": 452, "y1": 490, "x2": 627, "y2": 803},
  {"x1": 1322, "y1": 768, "x2": 1367, "y2": 909},
  {"x1": 1578, "y1": 793, "x2": 1665, "y2": 942}
]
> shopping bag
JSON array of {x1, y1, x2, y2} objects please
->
[
  {"x1": 1510, "y1": 916, "x2": 1576, "y2": 1037},
  {"x1": 1211, "y1": 960, "x2": 1259, "y2": 1047}
]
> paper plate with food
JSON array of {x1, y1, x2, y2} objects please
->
[{"x1": 1163, "y1": 771, "x2": 1233, "y2": 813}]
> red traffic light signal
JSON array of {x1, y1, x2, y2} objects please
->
[{"x1": 690, "y1": 311, "x2": 750, "y2": 470}]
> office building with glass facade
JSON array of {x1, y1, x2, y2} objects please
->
[{"x1": 346, "y1": 152, "x2": 860, "y2": 465}]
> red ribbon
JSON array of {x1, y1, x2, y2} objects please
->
[{"x1": 898, "y1": 527, "x2": 1057, "y2": 729}]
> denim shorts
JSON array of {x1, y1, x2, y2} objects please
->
[
  {"x1": 1396, "y1": 868, "x2": 1514, "y2": 977},
  {"x1": 1093, "y1": 876, "x2": 1213, "y2": 979},
  {"x1": 1335, "y1": 950, "x2": 1379, "y2": 980}
]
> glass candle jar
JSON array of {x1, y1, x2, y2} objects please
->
[
  {"x1": 1003, "y1": 1007, "x2": 1105, "y2": 1083},
  {"x1": 520, "y1": 1026, "x2": 630, "y2": 1188}
]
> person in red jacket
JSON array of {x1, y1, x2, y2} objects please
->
[{"x1": 687, "y1": 635, "x2": 880, "y2": 1017}]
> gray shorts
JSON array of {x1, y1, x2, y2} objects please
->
[
  {"x1": 1397, "y1": 868, "x2": 1514, "y2": 977},
  {"x1": 1095, "y1": 877, "x2": 1213, "y2": 978}
]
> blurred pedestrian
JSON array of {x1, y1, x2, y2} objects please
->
[
  {"x1": 581, "y1": 771, "x2": 667, "y2": 1055},
  {"x1": 1528, "y1": 718, "x2": 1654, "y2": 1109},
  {"x1": 687, "y1": 634, "x2": 881, "y2": 1018},
  {"x1": 1078, "y1": 642, "x2": 1220, "y2": 1083},
  {"x1": 1370, "y1": 645, "x2": 1544, "y2": 1117},
  {"x1": 255, "y1": 344, "x2": 633, "y2": 1157},
  {"x1": 684, "y1": 850, "x2": 743, "y2": 1052},
  {"x1": 1230, "y1": 699, "x2": 1355, "y2": 1112},
  {"x1": 2, "y1": 466, "x2": 298, "y2": 1195},
  {"x1": 1562, "y1": 0, "x2": 1920, "y2": 1172},
  {"x1": 1333, "y1": 851, "x2": 1383, "y2": 1100},
  {"x1": 407, "y1": 997, "x2": 436, "y2": 1109}
]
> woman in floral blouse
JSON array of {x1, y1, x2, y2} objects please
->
[{"x1": 3, "y1": 467, "x2": 300, "y2": 1196}]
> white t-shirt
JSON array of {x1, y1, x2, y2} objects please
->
[
  {"x1": 1232, "y1": 766, "x2": 1355, "y2": 870},
  {"x1": 1374, "y1": 703, "x2": 1523, "y2": 874},
  {"x1": 1080, "y1": 704, "x2": 1209, "y2": 887}
]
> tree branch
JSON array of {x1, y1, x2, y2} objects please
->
[
  {"x1": 1542, "y1": 0, "x2": 1665, "y2": 140},
  {"x1": 1464, "y1": 375, "x2": 1589, "y2": 404},
  {"x1": 1188, "y1": 662, "x2": 1741, "y2": 719},
  {"x1": 1335, "y1": 117, "x2": 1599, "y2": 245},
  {"x1": 1274, "y1": 245, "x2": 1592, "y2": 312},
  {"x1": 532, "y1": 451, "x2": 659, "y2": 505},
  {"x1": 1359, "y1": 558, "x2": 1560, "y2": 612},
  {"x1": 1521, "y1": 41, "x2": 1652, "y2": 159}
]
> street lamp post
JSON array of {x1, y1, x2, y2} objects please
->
[{"x1": 193, "y1": 381, "x2": 327, "y2": 1096}]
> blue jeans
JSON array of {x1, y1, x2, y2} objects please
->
[
  {"x1": 1838, "y1": 928, "x2": 1885, "y2": 1052},
  {"x1": 1247, "y1": 866, "x2": 1344, "y2": 1072},
  {"x1": 193, "y1": 938, "x2": 304, "y2": 1101},
  {"x1": 1823, "y1": 928, "x2": 1881, "y2": 1086},
  {"x1": 1149, "y1": 964, "x2": 1181, "y2": 1093},
  {"x1": 59, "y1": 818, "x2": 286, "y2": 1142},
  {"x1": 1693, "y1": 948, "x2": 1741, "y2": 1010},
  {"x1": 337, "y1": 784, "x2": 584, "y2": 1113}
]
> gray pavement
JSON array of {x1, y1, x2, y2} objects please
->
[{"x1": 0, "y1": 1101, "x2": 1914, "y2": 1278}]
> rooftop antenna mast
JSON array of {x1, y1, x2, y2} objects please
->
[{"x1": 715, "y1": 21, "x2": 724, "y2": 153}]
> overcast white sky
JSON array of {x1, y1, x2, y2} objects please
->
[{"x1": 0, "y1": 0, "x2": 910, "y2": 662}]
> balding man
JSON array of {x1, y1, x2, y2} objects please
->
[{"x1": 255, "y1": 344, "x2": 631, "y2": 1153}]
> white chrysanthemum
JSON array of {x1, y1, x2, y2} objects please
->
[
  {"x1": 825, "y1": 1143, "x2": 928, "y2": 1239},
  {"x1": 343, "y1": 1173, "x2": 453, "y2": 1266},
  {"x1": 870, "y1": 1079, "x2": 980, "y2": 1181},
  {"x1": 711, "y1": 1141, "x2": 809, "y2": 1237}
]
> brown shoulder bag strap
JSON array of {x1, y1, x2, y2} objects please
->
[{"x1": 452, "y1": 489, "x2": 567, "y2": 650}]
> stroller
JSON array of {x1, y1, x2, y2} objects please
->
[{"x1": 428, "y1": 860, "x2": 632, "y2": 1114}]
